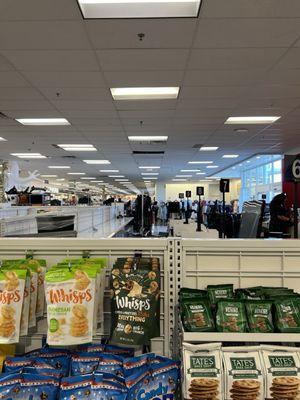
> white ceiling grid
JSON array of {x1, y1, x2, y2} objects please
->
[{"x1": 0, "y1": 0, "x2": 299, "y2": 188}]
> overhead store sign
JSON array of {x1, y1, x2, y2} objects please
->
[{"x1": 284, "y1": 154, "x2": 300, "y2": 182}]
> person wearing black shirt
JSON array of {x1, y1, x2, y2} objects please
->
[{"x1": 269, "y1": 193, "x2": 292, "y2": 234}]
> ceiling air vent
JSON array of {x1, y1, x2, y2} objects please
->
[{"x1": 132, "y1": 151, "x2": 165, "y2": 155}]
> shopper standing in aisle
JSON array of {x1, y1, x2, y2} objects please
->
[
  {"x1": 269, "y1": 193, "x2": 293, "y2": 235},
  {"x1": 183, "y1": 197, "x2": 192, "y2": 224}
]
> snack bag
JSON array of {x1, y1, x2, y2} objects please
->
[
  {"x1": 0, "y1": 373, "x2": 22, "y2": 399},
  {"x1": 126, "y1": 369, "x2": 152, "y2": 400},
  {"x1": 261, "y1": 345, "x2": 300, "y2": 399},
  {"x1": 182, "y1": 342, "x2": 223, "y2": 400},
  {"x1": 110, "y1": 261, "x2": 160, "y2": 345},
  {"x1": 71, "y1": 352, "x2": 100, "y2": 376},
  {"x1": 96, "y1": 354, "x2": 124, "y2": 377},
  {"x1": 148, "y1": 359, "x2": 180, "y2": 400},
  {"x1": 181, "y1": 298, "x2": 215, "y2": 332},
  {"x1": 0, "y1": 269, "x2": 26, "y2": 344},
  {"x1": 60, "y1": 375, "x2": 93, "y2": 400},
  {"x1": 20, "y1": 374, "x2": 60, "y2": 400},
  {"x1": 28, "y1": 259, "x2": 46, "y2": 318},
  {"x1": 235, "y1": 287, "x2": 263, "y2": 300},
  {"x1": 207, "y1": 284, "x2": 234, "y2": 307},
  {"x1": 223, "y1": 346, "x2": 264, "y2": 400},
  {"x1": 104, "y1": 344, "x2": 135, "y2": 357},
  {"x1": 274, "y1": 298, "x2": 300, "y2": 333},
  {"x1": 91, "y1": 377, "x2": 127, "y2": 400},
  {"x1": 123, "y1": 353, "x2": 155, "y2": 377},
  {"x1": 246, "y1": 300, "x2": 274, "y2": 333},
  {"x1": 4, "y1": 356, "x2": 32, "y2": 373},
  {"x1": 179, "y1": 288, "x2": 208, "y2": 301},
  {"x1": 45, "y1": 267, "x2": 96, "y2": 345},
  {"x1": 216, "y1": 300, "x2": 248, "y2": 332},
  {"x1": 20, "y1": 272, "x2": 30, "y2": 336}
]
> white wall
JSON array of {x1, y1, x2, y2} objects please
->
[{"x1": 165, "y1": 179, "x2": 241, "y2": 202}]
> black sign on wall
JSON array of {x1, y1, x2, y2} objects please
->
[
  {"x1": 186, "y1": 190, "x2": 192, "y2": 198},
  {"x1": 179, "y1": 193, "x2": 184, "y2": 199},
  {"x1": 220, "y1": 178, "x2": 230, "y2": 193},
  {"x1": 284, "y1": 154, "x2": 300, "y2": 182},
  {"x1": 196, "y1": 186, "x2": 204, "y2": 196}
]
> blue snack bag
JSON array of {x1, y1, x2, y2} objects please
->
[
  {"x1": 91, "y1": 377, "x2": 127, "y2": 400},
  {"x1": 71, "y1": 353, "x2": 100, "y2": 376},
  {"x1": 20, "y1": 374, "x2": 60, "y2": 400},
  {"x1": 148, "y1": 361, "x2": 180, "y2": 400},
  {"x1": 103, "y1": 344, "x2": 134, "y2": 357},
  {"x1": 0, "y1": 373, "x2": 22, "y2": 400},
  {"x1": 96, "y1": 354, "x2": 124, "y2": 377},
  {"x1": 94, "y1": 372, "x2": 125, "y2": 386},
  {"x1": 4, "y1": 357, "x2": 32, "y2": 373},
  {"x1": 37, "y1": 353, "x2": 71, "y2": 376},
  {"x1": 77, "y1": 343, "x2": 105, "y2": 354},
  {"x1": 60, "y1": 375, "x2": 93, "y2": 400},
  {"x1": 123, "y1": 353, "x2": 155, "y2": 377},
  {"x1": 126, "y1": 370, "x2": 151, "y2": 400}
]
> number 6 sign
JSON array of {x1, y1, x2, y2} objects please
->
[
  {"x1": 284, "y1": 154, "x2": 300, "y2": 182},
  {"x1": 292, "y1": 158, "x2": 300, "y2": 180}
]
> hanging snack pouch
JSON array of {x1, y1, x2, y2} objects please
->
[
  {"x1": 110, "y1": 262, "x2": 160, "y2": 346},
  {"x1": 20, "y1": 374, "x2": 60, "y2": 400},
  {"x1": 246, "y1": 300, "x2": 274, "y2": 333},
  {"x1": 96, "y1": 354, "x2": 124, "y2": 377},
  {"x1": 207, "y1": 284, "x2": 234, "y2": 307},
  {"x1": 91, "y1": 377, "x2": 127, "y2": 400},
  {"x1": 60, "y1": 375, "x2": 93, "y2": 400},
  {"x1": 123, "y1": 353, "x2": 155, "y2": 378},
  {"x1": 181, "y1": 298, "x2": 215, "y2": 332},
  {"x1": 223, "y1": 346, "x2": 264, "y2": 400},
  {"x1": 0, "y1": 269, "x2": 26, "y2": 344},
  {"x1": 27, "y1": 259, "x2": 46, "y2": 318},
  {"x1": 45, "y1": 266, "x2": 96, "y2": 345},
  {"x1": 78, "y1": 343, "x2": 105, "y2": 353},
  {"x1": 148, "y1": 360, "x2": 180, "y2": 400},
  {"x1": 126, "y1": 369, "x2": 152, "y2": 400},
  {"x1": 216, "y1": 300, "x2": 248, "y2": 332},
  {"x1": 0, "y1": 373, "x2": 22, "y2": 399},
  {"x1": 182, "y1": 342, "x2": 223, "y2": 400},
  {"x1": 261, "y1": 345, "x2": 300, "y2": 399},
  {"x1": 274, "y1": 297, "x2": 300, "y2": 333},
  {"x1": 71, "y1": 352, "x2": 100, "y2": 376}
]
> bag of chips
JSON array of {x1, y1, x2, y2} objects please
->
[
  {"x1": 273, "y1": 297, "x2": 300, "y2": 333},
  {"x1": 45, "y1": 266, "x2": 96, "y2": 345},
  {"x1": 0, "y1": 373, "x2": 22, "y2": 399},
  {"x1": 179, "y1": 288, "x2": 207, "y2": 301},
  {"x1": 71, "y1": 352, "x2": 100, "y2": 376},
  {"x1": 181, "y1": 298, "x2": 215, "y2": 332},
  {"x1": 245, "y1": 300, "x2": 274, "y2": 333},
  {"x1": 20, "y1": 374, "x2": 60, "y2": 400},
  {"x1": 96, "y1": 354, "x2": 124, "y2": 377},
  {"x1": 91, "y1": 376, "x2": 127, "y2": 400},
  {"x1": 216, "y1": 300, "x2": 248, "y2": 332},
  {"x1": 60, "y1": 375, "x2": 93, "y2": 399},
  {"x1": 207, "y1": 284, "x2": 234, "y2": 307}
]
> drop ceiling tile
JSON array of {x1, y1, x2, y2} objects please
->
[
  {"x1": 174, "y1": 108, "x2": 233, "y2": 118},
  {"x1": 0, "y1": 71, "x2": 30, "y2": 87},
  {"x1": 179, "y1": 85, "x2": 248, "y2": 99},
  {"x1": 188, "y1": 48, "x2": 286, "y2": 70},
  {"x1": 104, "y1": 70, "x2": 184, "y2": 87},
  {"x1": 118, "y1": 109, "x2": 175, "y2": 119},
  {"x1": 276, "y1": 48, "x2": 300, "y2": 68},
  {"x1": 115, "y1": 100, "x2": 177, "y2": 111},
  {"x1": 4, "y1": 110, "x2": 62, "y2": 118},
  {"x1": 267, "y1": 68, "x2": 300, "y2": 84},
  {"x1": 177, "y1": 98, "x2": 239, "y2": 109},
  {"x1": 194, "y1": 19, "x2": 300, "y2": 48},
  {"x1": 3, "y1": 50, "x2": 99, "y2": 71},
  {"x1": 51, "y1": 100, "x2": 115, "y2": 111},
  {"x1": 0, "y1": 54, "x2": 14, "y2": 71},
  {"x1": 0, "y1": 87, "x2": 44, "y2": 100},
  {"x1": 201, "y1": 0, "x2": 300, "y2": 18},
  {"x1": 0, "y1": 0, "x2": 81, "y2": 20},
  {"x1": 0, "y1": 22, "x2": 89, "y2": 50},
  {"x1": 23, "y1": 71, "x2": 106, "y2": 88},
  {"x1": 247, "y1": 84, "x2": 300, "y2": 99},
  {"x1": 86, "y1": 19, "x2": 196, "y2": 49},
  {"x1": 97, "y1": 49, "x2": 189, "y2": 71},
  {"x1": 69, "y1": 118, "x2": 122, "y2": 128},
  {"x1": 62, "y1": 109, "x2": 118, "y2": 118},
  {"x1": 0, "y1": 100, "x2": 55, "y2": 111},
  {"x1": 39, "y1": 87, "x2": 110, "y2": 101}
]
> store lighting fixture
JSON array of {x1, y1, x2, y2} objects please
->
[
  {"x1": 56, "y1": 178, "x2": 65, "y2": 181},
  {"x1": 256, "y1": 156, "x2": 261, "y2": 159},
  {"x1": 83, "y1": 160, "x2": 110, "y2": 165},
  {"x1": 207, "y1": 165, "x2": 218, "y2": 169},
  {"x1": 11, "y1": 153, "x2": 46, "y2": 159},
  {"x1": 172, "y1": 178, "x2": 187, "y2": 182},
  {"x1": 141, "y1": 173, "x2": 159, "y2": 176},
  {"x1": 181, "y1": 169, "x2": 199, "y2": 172},
  {"x1": 196, "y1": 172, "x2": 206, "y2": 175},
  {"x1": 115, "y1": 179, "x2": 129, "y2": 181},
  {"x1": 0, "y1": 137, "x2": 7, "y2": 141},
  {"x1": 246, "y1": 160, "x2": 250, "y2": 163},
  {"x1": 175, "y1": 175, "x2": 192, "y2": 178},
  {"x1": 128, "y1": 136, "x2": 168, "y2": 142},
  {"x1": 143, "y1": 177, "x2": 157, "y2": 180},
  {"x1": 222, "y1": 154, "x2": 239, "y2": 159},
  {"x1": 68, "y1": 172, "x2": 86, "y2": 175},
  {"x1": 78, "y1": 0, "x2": 201, "y2": 18},
  {"x1": 58, "y1": 144, "x2": 97, "y2": 152},
  {"x1": 108, "y1": 175, "x2": 124, "y2": 178},
  {"x1": 16, "y1": 118, "x2": 70, "y2": 126},
  {"x1": 200, "y1": 146, "x2": 219, "y2": 151},
  {"x1": 188, "y1": 161, "x2": 213, "y2": 164},
  {"x1": 99, "y1": 169, "x2": 119, "y2": 173},
  {"x1": 139, "y1": 166, "x2": 160, "y2": 169},
  {"x1": 41, "y1": 175, "x2": 57, "y2": 178},
  {"x1": 225, "y1": 116, "x2": 281, "y2": 124},
  {"x1": 48, "y1": 166, "x2": 71, "y2": 169},
  {"x1": 111, "y1": 87, "x2": 179, "y2": 100}
]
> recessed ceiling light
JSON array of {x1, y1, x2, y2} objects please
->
[
  {"x1": 207, "y1": 165, "x2": 218, "y2": 169},
  {"x1": 204, "y1": 179, "x2": 213, "y2": 182},
  {"x1": 200, "y1": 146, "x2": 219, "y2": 151},
  {"x1": 11, "y1": 153, "x2": 46, "y2": 159},
  {"x1": 99, "y1": 169, "x2": 119, "y2": 173},
  {"x1": 246, "y1": 160, "x2": 250, "y2": 163},
  {"x1": 58, "y1": 144, "x2": 97, "y2": 152},
  {"x1": 141, "y1": 173, "x2": 159, "y2": 176},
  {"x1": 172, "y1": 178, "x2": 187, "y2": 182},
  {"x1": 41, "y1": 175, "x2": 57, "y2": 178},
  {"x1": 175, "y1": 175, "x2": 192, "y2": 178},
  {"x1": 83, "y1": 160, "x2": 111, "y2": 164},
  {"x1": 139, "y1": 166, "x2": 160, "y2": 169},
  {"x1": 239, "y1": 164, "x2": 243, "y2": 166},
  {"x1": 16, "y1": 118, "x2": 70, "y2": 126},
  {"x1": 81, "y1": 177, "x2": 96, "y2": 180},
  {"x1": 108, "y1": 175, "x2": 125, "y2": 178},
  {"x1": 115, "y1": 179, "x2": 129, "y2": 181},
  {"x1": 181, "y1": 169, "x2": 199, "y2": 172},
  {"x1": 196, "y1": 172, "x2": 206, "y2": 175},
  {"x1": 225, "y1": 116, "x2": 281, "y2": 124},
  {"x1": 48, "y1": 166, "x2": 71, "y2": 169},
  {"x1": 111, "y1": 87, "x2": 179, "y2": 100},
  {"x1": 188, "y1": 161, "x2": 213, "y2": 165},
  {"x1": 56, "y1": 178, "x2": 65, "y2": 181},
  {"x1": 222, "y1": 154, "x2": 239, "y2": 159},
  {"x1": 93, "y1": 180, "x2": 104, "y2": 183},
  {"x1": 77, "y1": 0, "x2": 201, "y2": 18},
  {"x1": 256, "y1": 156, "x2": 261, "y2": 159},
  {"x1": 234, "y1": 128, "x2": 249, "y2": 134},
  {"x1": 68, "y1": 172, "x2": 86, "y2": 175},
  {"x1": 128, "y1": 136, "x2": 168, "y2": 141},
  {"x1": 0, "y1": 137, "x2": 7, "y2": 141},
  {"x1": 143, "y1": 177, "x2": 157, "y2": 180}
]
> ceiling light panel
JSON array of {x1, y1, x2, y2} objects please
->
[
  {"x1": 58, "y1": 144, "x2": 97, "y2": 152},
  {"x1": 41, "y1": 175, "x2": 57, "y2": 178},
  {"x1": 83, "y1": 160, "x2": 111, "y2": 164},
  {"x1": 100, "y1": 169, "x2": 119, "y2": 173},
  {"x1": 175, "y1": 175, "x2": 192, "y2": 178},
  {"x1": 200, "y1": 147, "x2": 219, "y2": 151},
  {"x1": 11, "y1": 153, "x2": 46, "y2": 159},
  {"x1": 222, "y1": 154, "x2": 239, "y2": 158},
  {"x1": 207, "y1": 165, "x2": 218, "y2": 169},
  {"x1": 108, "y1": 175, "x2": 125, "y2": 178},
  {"x1": 188, "y1": 161, "x2": 213, "y2": 164},
  {"x1": 139, "y1": 166, "x2": 160, "y2": 169},
  {"x1": 16, "y1": 118, "x2": 70, "y2": 126},
  {"x1": 172, "y1": 178, "x2": 187, "y2": 181},
  {"x1": 225, "y1": 116, "x2": 281, "y2": 124},
  {"x1": 128, "y1": 136, "x2": 168, "y2": 142},
  {"x1": 0, "y1": 137, "x2": 7, "y2": 141},
  {"x1": 68, "y1": 173, "x2": 86, "y2": 175},
  {"x1": 141, "y1": 173, "x2": 159, "y2": 176},
  {"x1": 48, "y1": 166, "x2": 71, "y2": 169},
  {"x1": 181, "y1": 169, "x2": 199, "y2": 172},
  {"x1": 81, "y1": 177, "x2": 96, "y2": 180},
  {"x1": 111, "y1": 87, "x2": 179, "y2": 100}
]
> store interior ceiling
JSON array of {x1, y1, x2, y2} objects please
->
[{"x1": 1, "y1": 0, "x2": 300, "y2": 193}]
